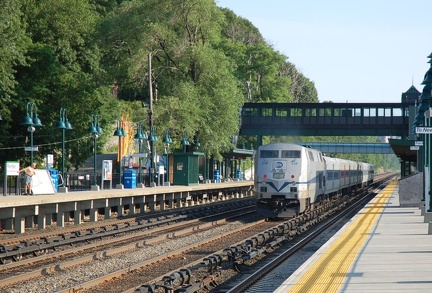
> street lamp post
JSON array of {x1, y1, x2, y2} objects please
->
[
  {"x1": 192, "y1": 134, "x2": 200, "y2": 150},
  {"x1": 148, "y1": 126, "x2": 157, "y2": 186},
  {"x1": 113, "y1": 119, "x2": 126, "y2": 189},
  {"x1": 134, "y1": 122, "x2": 147, "y2": 188},
  {"x1": 56, "y1": 108, "x2": 72, "y2": 192},
  {"x1": 162, "y1": 129, "x2": 172, "y2": 185},
  {"x1": 88, "y1": 114, "x2": 103, "y2": 191},
  {"x1": 181, "y1": 131, "x2": 190, "y2": 153},
  {"x1": 21, "y1": 102, "x2": 43, "y2": 164}
]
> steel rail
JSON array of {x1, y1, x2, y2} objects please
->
[{"x1": 225, "y1": 175, "x2": 396, "y2": 293}]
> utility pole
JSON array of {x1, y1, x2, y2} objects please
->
[{"x1": 148, "y1": 53, "x2": 155, "y2": 186}]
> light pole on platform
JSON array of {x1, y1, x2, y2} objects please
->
[
  {"x1": 21, "y1": 102, "x2": 43, "y2": 164},
  {"x1": 134, "y1": 122, "x2": 147, "y2": 187},
  {"x1": 113, "y1": 119, "x2": 126, "y2": 189},
  {"x1": 88, "y1": 114, "x2": 103, "y2": 191},
  {"x1": 162, "y1": 129, "x2": 172, "y2": 185},
  {"x1": 56, "y1": 108, "x2": 72, "y2": 192},
  {"x1": 148, "y1": 126, "x2": 157, "y2": 186},
  {"x1": 181, "y1": 131, "x2": 190, "y2": 153}
]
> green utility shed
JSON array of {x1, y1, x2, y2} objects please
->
[{"x1": 171, "y1": 152, "x2": 204, "y2": 186}]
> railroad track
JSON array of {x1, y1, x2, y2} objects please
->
[
  {"x1": 0, "y1": 198, "x2": 255, "y2": 264},
  {"x1": 215, "y1": 173, "x2": 398, "y2": 292},
  {"x1": 0, "y1": 205, "x2": 260, "y2": 292},
  {"x1": 60, "y1": 183, "x2": 365, "y2": 292},
  {"x1": 121, "y1": 173, "x2": 396, "y2": 293},
  {"x1": 1, "y1": 174, "x2": 395, "y2": 293}
]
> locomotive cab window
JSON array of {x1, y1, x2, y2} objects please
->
[
  {"x1": 260, "y1": 150, "x2": 279, "y2": 158},
  {"x1": 281, "y1": 150, "x2": 301, "y2": 158}
]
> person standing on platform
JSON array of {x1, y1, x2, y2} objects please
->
[{"x1": 19, "y1": 163, "x2": 37, "y2": 195}]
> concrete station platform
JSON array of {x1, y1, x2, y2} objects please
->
[
  {"x1": 0, "y1": 181, "x2": 254, "y2": 234},
  {"x1": 274, "y1": 180, "x2": 432, "y2": 293}
]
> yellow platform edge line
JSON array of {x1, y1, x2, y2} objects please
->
[{"x1": 286, "y1": 181, "x2": 398, "y2": 293}]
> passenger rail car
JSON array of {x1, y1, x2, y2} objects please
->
[{"x1": 254, "y1": 143, "x2": 374, "y2": 218}]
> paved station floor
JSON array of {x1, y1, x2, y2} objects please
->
[{"x1": 274, "y1": 181, "x2": 432, "y2": 293}]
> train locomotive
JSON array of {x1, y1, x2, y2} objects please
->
[{"x1": 254, "y1": 143, "x2": 374, "y2": 218}]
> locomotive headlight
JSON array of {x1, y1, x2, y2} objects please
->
[
  {"x1": 291, "y1": 181, "x2": 296, "y2": 186},
  {"x1": 260, "y1": 187, "x2": 267, "y2": 192}
]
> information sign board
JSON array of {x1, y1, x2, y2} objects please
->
[{"x1": 415, "y1": 127, "x2": 432, "y2": 134}]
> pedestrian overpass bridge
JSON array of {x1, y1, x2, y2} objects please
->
[
  {"x1": 240, "y1": 102, "x2": 411, "y2": 139},
  {"x1": 239, "y1": 102, "x2": 418, "y2": 175}
]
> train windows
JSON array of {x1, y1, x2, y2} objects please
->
[
  {"x1": 242, "y1": 107, "x2": 258, "y2": 116},
  {"x1": 276, "y1": 108, "x2": 288, "y2": 116},
  {"x1": 260, "y1": 150, "x2": 279, "y2": 158},
  {"x1": 281, "y1": 150, "x2": 301, "y2": 158},
  {"x1": 261, "y1": 107, "x2": 273, "y2": 116},
  {"x1": 290, "y1": 108, "x2": 302, "y2": 116},
  {"x1": 305, "y1": 108, "x2": 317, "y2": 116}
]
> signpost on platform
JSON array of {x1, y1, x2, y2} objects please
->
[
  {"x1": 415, "y1": 127, "x2": 432, "y2": 134},
  {"x1": 426, "y1": 167, "x2": 430, "y2": 215},
  {"x1": 3, "y1": 161, "x2": 19, "y2": 196}
]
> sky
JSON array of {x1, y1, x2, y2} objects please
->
[{"x1": 216, "y1": 0, "x2": 432, "y2": 103}]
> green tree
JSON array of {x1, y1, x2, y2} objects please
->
[
  {"x1": 97, "y1": 0, "x2": 243, "y2": 158},
  {"x1": 2, "y1": 0, "x2": 119, "y2": 171},
  {"x1": 0, "y1": 0, "x2": 29, "y2": 103},
  {"x1": 0, "y1": 0, "x2": 321, "y2": 170}
]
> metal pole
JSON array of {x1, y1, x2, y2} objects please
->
[
  {"x1": 94, "y1": 134, "x2": 97, "y2": 186},
  {"x1": 148, "y1": 53, "x2": 155, "y2": 186},
  {"x1": 429, "y1": 113, "x2": 432, "y2": 211},
  {"x1": 62, "y1": 128, "x2": 65, "y2": 178},
  {"x1": 119, "y1": 138, "x2": 122, "y2": 186},
  {"x1": 120, "y1": 155, "x2": 123, "y2": 186},
  {"x1": 165, "y1": 146, "x2": 168, "y2": 184},
  {"x1": 138, "y1": 141, "x2": 142, "y2": 184},
  {"x1": 30, "y1": 128, "x2": 34, "y2": 164}
]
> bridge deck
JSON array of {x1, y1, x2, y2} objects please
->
[{"x1": 240, "y1": 102, "x2": 411, "y2": 137}]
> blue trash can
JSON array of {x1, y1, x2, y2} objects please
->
[
  {"x1": 236, "y1": 170, "x2": 242, "y2": 181},
  {"x1": 123, "y1": 169, "x2": 137, "y2": 189},
  {"x1": 47, "y1": 168, "x2": 59, "y2": 192},
  {"x1": 214, "y1": 170, "x2": 220, "y2": 183}
]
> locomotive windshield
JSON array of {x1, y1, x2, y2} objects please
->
[
  {"x1": 260, "y1": 150, "x2": 279, "y2": 158},
  {"x1": 281, "y1": 150, "x2": 301, "y2": 158}
]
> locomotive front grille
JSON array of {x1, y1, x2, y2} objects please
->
[{"x1": 271, "y1": 194, "x2": 286, "y2": 200}]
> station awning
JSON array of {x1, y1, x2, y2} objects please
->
[{"x1": 388, "y1": 138, "x2": 417, "y2": 162}]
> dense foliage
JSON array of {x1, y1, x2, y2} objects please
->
[{"x1": 5, "y1": 0, "x2": 397, "y2": 174}]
